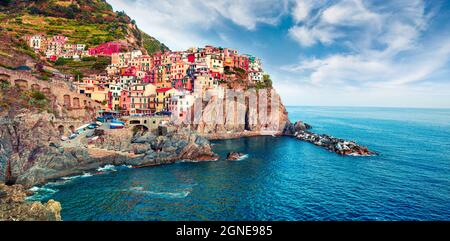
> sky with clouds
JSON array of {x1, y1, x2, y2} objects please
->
[{"x1": 107, "y1": 0, "x2": 450, "y2": 108}]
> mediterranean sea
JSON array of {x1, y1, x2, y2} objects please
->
[{"x1": 28, "y1": 106, "x2": 450, "y2": 220}]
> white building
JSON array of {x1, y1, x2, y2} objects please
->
[
  {"x1": 169, "y1": 91, "x2": 196, "y2": 117},
  {"x1": 29, "y1": 35, "x2": 44, "y2": 51}
]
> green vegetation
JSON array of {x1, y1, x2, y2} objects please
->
[
  {"x1": 51, "y1": 56, "x2": 111, "y2": 75},
  {"x1": 54, "y1": 58, "x2": 67, "y2": 66},
  {"x1": 72, "y1": 70, "x2": 84, "y2": 81},
  {"x1": 0, "y1": 80, "x2": 10, "y2": 89},
  {"x1": 255, "y1": 74, "x2": 273, "y2": 89},
  {"x1": 0, "y1": 0, "x2": 169, "y2": 76},
  {"x1": 28, "y1": 89, "x2": 49, "y2": 110},
  {"x1": 142, "y1": 31, "x2": 169, "y2": 54},
  {"x1": 81, "y1": 56, "x2": 97, "y2": 62}
]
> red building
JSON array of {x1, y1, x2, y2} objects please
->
[
  {"x1": 88, "y1": 42, "x2": 123, "y2": 56},
  {"x1": 187, "y1": 53, "x2": 195, "y2": 63},
  {"x1": 142, "y1": 74, "x2": 154, "y2": 84},
  {"x1": 210, "y1": 70, "x2": 222, "y2": 80},
  {"x1": 234, "y1": 55, "x2": 249, "y2": 71}
]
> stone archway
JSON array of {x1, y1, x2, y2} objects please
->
[
  {"x1": 63, "y1": 95, "x2": 71, "y2": 108},
  {"x1": 14, "y1": 79, "x2": 28, "y2": 90},
  {"x1": 57, "y1": 125, "x2": 65, "y2": 136},
  {"x1": 130, "y1": 120, "x2": 141, "y2": 125},
  {"x1": 0, "y1": 73, "x2": 10, "y2": 79},
  {"x1": 73, "y1": 97, "x2": 80, "y2": 108},
  {"x1": 42, "y1": 87, "x2": 51, "y2": 94},
  {"x1": 132, "y1": 124, "x2": 149, "y2": 134},
  {"x1": 69, "y1": 125, "x2": 75, "y2": 134},
  {"x1": 31, "y1": 83, "x2": 41, "y2": 91}
]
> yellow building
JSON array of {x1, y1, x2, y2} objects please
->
[{"x1": 156, "y1": 87, "x2": 178, "y2": 112}]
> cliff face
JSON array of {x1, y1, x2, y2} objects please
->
[{"x1": 187, "y1": 87, "x2": 290, "y2": 139}]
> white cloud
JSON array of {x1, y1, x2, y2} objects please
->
[
  {"x1": 292, "y1": 0, "x2": 321, "y2": 23},
  {"x1": 289, "y1": 25, "x2": 339, "y2": 47},
  {"x1": 321, "y1": 0, "x2": 379, "y2": 26},
  {"x1": 285, "y1": 0, "x2": 450, "y2": 93},
  {"x1": 107, "y1": 0, "x2": 288, "y2": 50},
  {"x1": 283, "y1": 36, "x2": 450, "y2": 88}
]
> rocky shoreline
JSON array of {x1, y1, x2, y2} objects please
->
[
  {"x1": 0, "y1": 111, "x2": 219, "y2": 188},
  {"x1": 0, "y1": 183, "x2": 61, "y2": 221},
  {"x1": 0, "y1": 103, "x2": 375, "y2": 221}
]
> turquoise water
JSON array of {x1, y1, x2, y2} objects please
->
[{"x1": 29, "y1": 107, "x2": 450, "y2": 220}]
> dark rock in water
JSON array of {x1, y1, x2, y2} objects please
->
[
  {"x1": 283, "y1": 120, "x2": 312, "y2": 136},
  {"x1": 226, "y1": 152, "x2": 245, "y2": 160},
  {"x1": 295, "y1": 130, "x2": 376, "y2": 156},
  {"x1": 283, "y1": 120, "x2": 375, "y2": 156}
]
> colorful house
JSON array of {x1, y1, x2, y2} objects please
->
[
  {"x1": 156, "y1": 87, "x2": 177, "y2": 112},
  {"x1": 88, "y1": 42, "x2": 123, "y2": 56}
]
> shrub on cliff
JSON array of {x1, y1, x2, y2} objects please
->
[{"x1": 0, "y1": 80, "x2": 10, "y2": 89}]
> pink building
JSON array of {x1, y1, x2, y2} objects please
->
[
  {"x1": 119, "y1": 90, "x2": 131, "y2": 114},
  {"x1": 88, "y1": 42, "x2": 123, "y2": 56}
]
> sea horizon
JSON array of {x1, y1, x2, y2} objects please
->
[{"x1": 285, "y1": 105, "x2": 450, "y2": 110}]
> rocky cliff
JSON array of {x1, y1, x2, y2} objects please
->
[{"x1": 185, "y1": 87, "x2": 290, "y2": 139}]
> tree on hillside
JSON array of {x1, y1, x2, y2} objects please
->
[{"x1": 263, "y1": 74, "x2": 272, "y2": 87}]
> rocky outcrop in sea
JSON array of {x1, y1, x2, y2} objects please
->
[
  {"x1": 283, "y1": 121, "x2": 375, "y2": 156},
  {"x1": 226, "y1": 152, "x2": 246, "y2": 161}
]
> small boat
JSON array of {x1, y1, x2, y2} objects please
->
[
  {"x1": 110, "y1": 123, "x2": 124, "y2": 129},
  {"x1": 76, "y1": 124, "x2": 90, "y2": 133},
  {"x1": 110, "y1": 119, "x2": 125, "y2": 125}
]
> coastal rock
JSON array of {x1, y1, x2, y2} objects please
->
[
  {"x1": 283, "y1": 120, "x2": 312, "y2": 136},
  {"x1": 226, "y1": 152, "x2": 245, "y2": 160},
  {"x1": 294, "y1": 130, "x2": 375, "y2": 156},
  {"x1": 0, "y1": 184, "x2": 61, "y2": 221}
]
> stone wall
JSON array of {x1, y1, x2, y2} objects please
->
[{"x1": 0, "y1": 67, "x2": 102, "y2": 121}]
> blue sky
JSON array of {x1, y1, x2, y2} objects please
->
[{"x1": 107, "y1": 0, "x2": 450, "y2": 108}]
